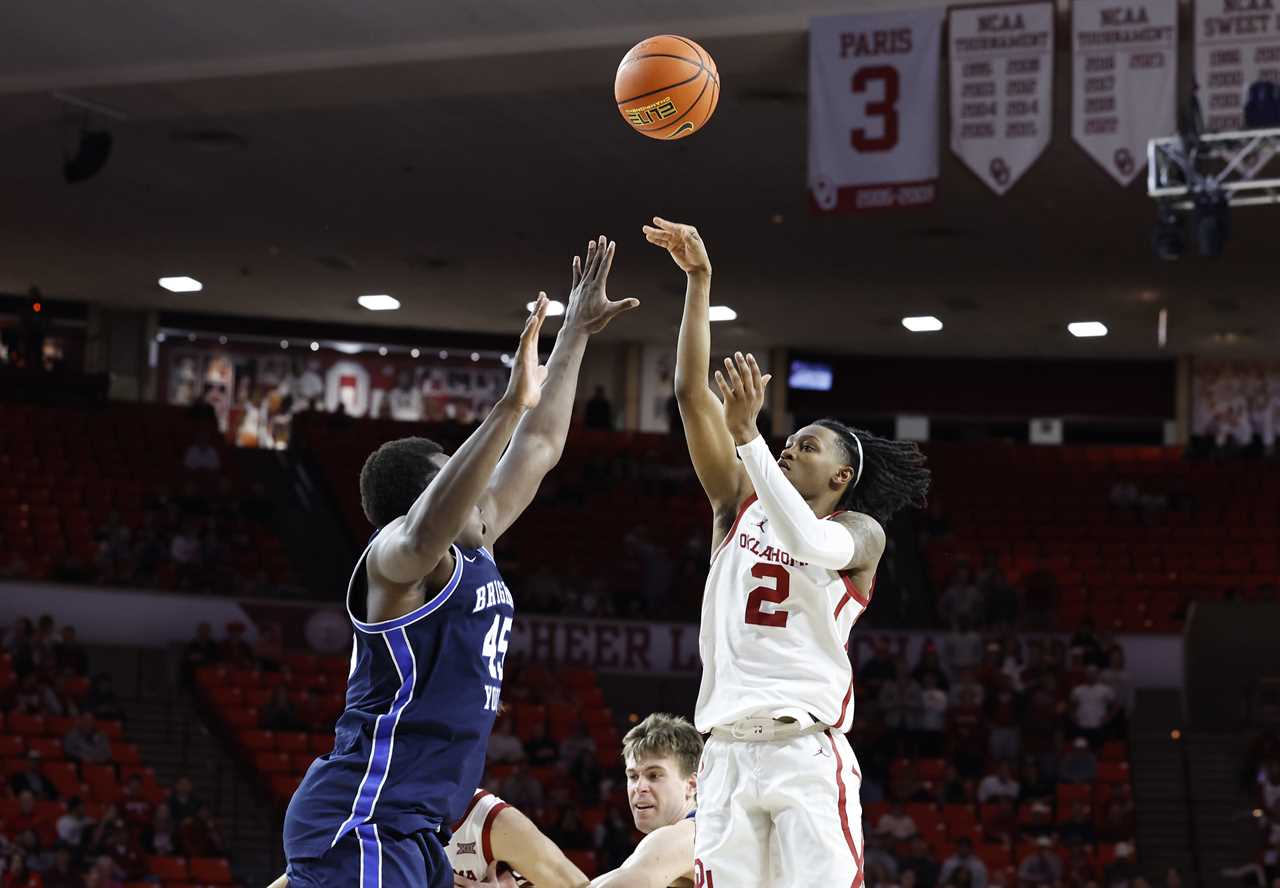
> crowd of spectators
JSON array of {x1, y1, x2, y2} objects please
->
[{"x1": 0, "y1": 615, "x2": 228, "y2": 885}]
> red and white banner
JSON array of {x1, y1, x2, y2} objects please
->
[
  {"x1": 1195, "y1": 0, "x2": 1280, "y2": 132},
  {"x1": 809, "y1": 8, "x2": 945, "y2": 212},
  {"x1": 948, "y1": 3, "x2": 1055, "y2": 195},
  {"x1": 1072, "y1": 0, "x2": 1178, "y2": 185}
]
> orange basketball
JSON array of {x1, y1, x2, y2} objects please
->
[{"x1": 614, "y1": 35, "x2": 719, "y2": 140}]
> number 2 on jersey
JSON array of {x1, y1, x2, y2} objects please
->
[
  {"x1": 744, "y1": 563, "x2": 790, "y2": 628},
  {"x1": 851, "y1": 65, "x2": 900, "y2": 152},
  {"x1": 481, "y1": 614, "x2": 512, "y2": 679}
]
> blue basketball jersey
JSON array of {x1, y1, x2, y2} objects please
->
[{"x1": 284, "y1": 535, "x2": 514, "y2": 861}]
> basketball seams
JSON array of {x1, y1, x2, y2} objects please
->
[
  {"x1": 670, "y1": 34, "x2": 711, "y2": 70},
  {"x1": 615, "y1": 67, "x2": 704, "y2": 107},
  {"x1": 649, "y1": 69, "x2": 713, "y2": 133}
]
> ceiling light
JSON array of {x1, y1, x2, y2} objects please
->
[
  {"x1": 1068, "y1": 322, "x2": 1108, "y2": 338},
  {"x1": 410, "y1": 348, "x2": 420, "y2": 358},
  {"x1": 708, "y1": 306, "x2": 737, "y2": 322},
  {"x1": 902, "y1": 316, "x2": 943, "y2": 332},
  {"x1": 527, "y1": 299, "x2": 565, "y2": 317},
  {"x1": 332, "y1": 342, "x2": 362, "y2": 355},
  {"x1": 438, "y1": 350, "x2": 448, "y2": 360},
  {"x1": 357, "y1": 294, "x2": 400, "y2": 311},
  {"x1": 378, "y1": 346, "x2": 388, "y2": 356},
  {"x1": 470, "y1": 352, "x2": 480, "y2": 362},
  {"x1": 309, "y1": 341, "x2": 319, "y2": 352},
  {"x1": 218, "y1": 336, "x2": 227, "y2": 345},
  {"x1": 159, "y1": 276, "x2": 202, "y2": 293},
  {"x1": 155, "y1": 333, "x2": 166, "y2": 343},
  {"x1": 500, "y1": 353, "x2": 511, "y2": 364},
  {"x1": 280, "y1": 340, "x2": 289, "y2": 349}
]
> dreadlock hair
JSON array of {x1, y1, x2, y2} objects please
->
[
  {"x1": 359, "y1": 436, "x2": 445, "y2": 528},
  {"x1": 812, "y1": 418, "x2": 931, "y2": 527}
]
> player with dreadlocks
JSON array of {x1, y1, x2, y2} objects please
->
[{"x1": 644, "y1": 217, "x2": 931, "y2": 888}]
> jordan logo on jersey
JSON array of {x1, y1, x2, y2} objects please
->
[{"x1": 754, "y1": 518, "x2": 769, "y2": 534}]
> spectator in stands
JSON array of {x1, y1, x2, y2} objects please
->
[
  {"x1": 166, "y1": 776, "x2": 201, "y2": 826},
  {"x1": 147, "y1": 805, "x2": 177, "y2": 856},
  {"x1": 864, "y1": 829, "x2": 901, "y2": 886},
  {"x1": 1023, "y1": 674, "x2": 1065, "y2": 776},
  {"x1": 82, "y1": 674, "x2": 122, "y2": 723},
  {"x1": 559, "y1": 721, "x2": 597, "y2": 765},
  {"x1": 979, "y1": 552, "x2": 1018, "y2": 627},
  {"x1": 182, "y1": 429, "x2": 221, "y2": 472},
  {"x1": 6, "y1": 617, "x2": 36, "y2": 675},
  {"x1": 978, "y1": 761, "x2": 1020, "y2": 804},
  {"x1": 63, "y1": 713, "x2": 111, "y2": 764},
  {"x1": 988, "y1": 681, "x2": 1022, "y2": 762},
  {"x1": 1018, "y1": 801, "x2": 1054, "y2": 840},
  {"x1": 1018, "y1": 837, "x2": 1063, "y2": 887},
  {"x1": 179, "y1": 804, "x2": 225, "y2": 857},
  {"x1": 919, "y1": 671, "x2": 949, "y2": 756},
  {"x1": 499, "y1": 764, "x2": 545, "y2": 813},
  {"x1": 940, "y1": 837, "x2": 989, "y2": 888},
  {"x1": 877, "y1": 802, "x2": 919, "y2": 840},
  {"x1": 940, "y1": 566, "x2": 983, "y2": 628},
  {"x1": 938, "y1": 764, "x2": 971, "y2": 805},
  {"x1": 1260, "y1": 760, "x2": 1280, "y2": 811},
  {"x1": 93, "y1": 816, "x2": 147, "y2": 881},
  {"x1": 221, "y1": 622, "x2": 255, "y2": 669},
  {"x1": 880, "y1": 656, "x2": 923, "y2": 746},
  {"x1": 41, "y1": 846, "x2": 79, "y2": 888},
  {"x1": 1059, "y1": 800, "x2": 1096, "y2": 845},
  {"x1": 1099, "y1": 783, "x2": 1137, "y2": 840},
  {"x1": 260, "y1": 686, "x2": 303, "y2": 732},
  {"x1": 169, "y1": 519, "x2": 204, "y2": 586},
  {"x1": 1060, "y1": 737, "x2": 1098, "y2": 784},
  {"x1": 594, "y1": 807, "x2": 636, "y2": 871},
  {"x1": 914, "y1": 645, "x2": 950, "y2": 690},
  {"x1": 53, "y1": 626, "x2": 87, "y2": 677},
  {"x1": 1099, "y1": 646, "x2": 1134, "y2": 716},
  {"x1": 255, "y1": 623, "x2": 284, "y2": 671},
  {"x1": 56, "y1": 796, "x2": 93, "y2": 856},
  {"x1": 486, "y1": 716, "x2": 524, "y2": 764},
  {"x1": 1018, "y1": 758, "x2": 1054, "y2": 805},
  {"x1": 85, "y1": 854, "x2": 126, "y2": 888},
  {"x1": 1070, "y1": 666, "x2": 1118, "y2": 746},
  {"x1": 584, "y1": 386, "x2": 615, "y2": 430},
  {"x1": 1103, "y1": 842, "x2": 1140, "y2": 888},
  {"x1": 901, "y1": 836, "x2": 941, "y2": 888},
  {"x1": 13, "y1": 828, "x2": 53, "y2": 873},
  {"x1": 548, "y1": 808, "x2": 592, "y2": 850},
  {"x1": 119, "y1": 776, "x2": 153, "y2": 834},
  {"x1": 952, "y1": 669, "x2": 986, "y2": 709},
  {"x1": 1070, "y1": 618, "x2": 1108, "y2": 669},
  {"x1": 4, "y1": 850, "x2": 42, "y2": 888},
  {"x1": 523, "y1": 720, "x2": 560, "y2": 768},
  {"x1": 13, "y1": 674, "x2": 67, "y2": 717},
  {"x1": 860, "y1": 638, "x2": 899, "y2": 699},
  {"x1": 182, "y1": 622, "x2": 220, "y2": 684},
  {"x1": 568, "y1": 748, "x2": 603, "y2": 805},
  {"x1": 9, "y1": 751, "x2": 57, "y2": 801}
]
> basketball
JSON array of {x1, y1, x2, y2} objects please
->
[{"x1": 614, "y1": 35, "x2": 719, "y2": 140}]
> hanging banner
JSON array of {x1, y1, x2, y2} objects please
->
[
  {"x1": 1195, "y1": 0, "x2": 1280, "y2": 133},
  {"x1": 1072, "y1": 0, "x2": 1178, "y2": 184},
  {"x1": 948, "y1": 3, "x2": 1055, "y2": 195},
  {"x1": 809, "y1": 8, "x2": 945, "y2": 212}
]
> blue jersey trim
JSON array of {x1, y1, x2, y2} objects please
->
[
  {"x1": 332, "y1": 628, "x2": 418, "y2": 847},
  {"x1": 357, "y1": 824, "x2": 382, "y2": 887},
  {"x1": 349, "y1": 542, "x2": 464, "y2": 635}
]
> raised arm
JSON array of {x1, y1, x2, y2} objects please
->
[
  {"x1": 715, "y1": 352, "x2": 885, "y2": 573},
  {"x1": 642, "y1": 218, "x2": 747, "y2": 515},
  {"x1": 588, "y1": 819, "x2": 695, "y2": 888},
  {"x1": 478, "y1": 236, "x2": 638, "y2": 545},
  {"x1": 368, "y1": 298, "x2": 550, "y2": 586}
]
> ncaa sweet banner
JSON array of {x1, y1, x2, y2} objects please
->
[
  {"x1": 948, "y1": 2, "x2": 1056, "y2": 195},
  {"x1": 1195, "y1": 0, "x2": 1280, "y2": 132},
  {"x1": 809, "y1": 8, "x2": 946, "y2": 212},
  {"x1": 1072, "y1": 0, "x2": 1178, "y2": 185}
]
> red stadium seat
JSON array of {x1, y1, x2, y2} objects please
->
[
  {"x1": 254, "y1": 751, "x2": 292, "y2": 774},
  {"x1": 1057, "y1": 784, "x2": 1093, "y2": 808},
  {"x1": 239, "y1": 730, "x2": 274, "y2": 751},
  {"x1": 275, "y1": 731, "x2": 309, "y2": 753},
  {"x1": 271, "y1": 773, "x2": 303, "y2": 802},
  {"x1": 565, "y1": 850, "x2": 597, "y2": 877},
  {"x1": 113, "y1": 742, "x2": 142, "y2": 764},
  {"x1": 309, "y1": 734, "x2": 334, "y2": 755},
  {"x1": 27, "y1": 737, "x2": 63, "y2": 759},
  {"x1": 41, "y1": 760, "x2": 81, "y2": 796},
  {"x1": 8, "y1": 713, "x2": 44, "y2": 736},
  {"x1": 188, "y1": 857, "x2": 233, "y2": 884},
  {"x1": 147, "y1": 856, "x2": 188, "y2": 881},
  {"x1": 98, "y1": 720, "x2": 125, "y2": 740},
  {"x1": 1096, "y1": 762, "x2": 1130, "y2": 784},
  {"x1": 43, "y1": 715, "x2": 74, "y2": 736},
  {"x1": 0, "y1": 736, "x2": 24, "y2": 757}
]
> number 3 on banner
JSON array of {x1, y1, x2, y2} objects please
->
[{"x1": 851, "y1": 65, "x2": 900, "y2": 153}]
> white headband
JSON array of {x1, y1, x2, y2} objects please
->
[{"x1": 851, "y1": 433, "x2": 864, "y2": 489}]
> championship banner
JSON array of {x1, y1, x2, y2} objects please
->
[
  {"x1": 1196, "y1": 0, "x2": 1280, "y2": 133},
  {"x1": 1072, "y1": 0, "x2": 1178, "y2": 185},
  {"x1": 809, "y1": 8, "x2": 945, "y2": 212},
  {"x1": 948, "y1": 3, "x2": 1055, "y2": 195}
]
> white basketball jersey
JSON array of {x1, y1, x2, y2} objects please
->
[
  {"x1": 694, "y1": 495, "x2": 874, "y2": 733},
  {"x1": 445, "y1": 791, "x2": 532, "y2": 886}
]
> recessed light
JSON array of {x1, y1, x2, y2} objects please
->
[
  {"x1": 357, "y1": 294, "x2": 400, "y2": 311},
  {"x1": 309, "y1": 341, "x2": 319, "y2": 352},
  {"x1": 470, "y1": 352, "x2": 480, "y2": 362},
  {"x1": 218, "y1": 336, "x2": 227, "y2": 345},
  {"x1": 527, "y1": 299, "x2": 565, "y2": 317},
  {"x1": 333, "y1": 342, "x2": 362, "y2": 355},
  {"x1": 378, "y1": 346, "x2": 388, "y2": 356},
  {"x1": 155, "y1": 333, "x2": 166, "y2": 343},
  {"x1": 159, "y1": 276, "x2": 202, "y2": 293},
  {"x1": 1068, "y1": 321, "x2": 1108, "y2": 338},
  {"x1": 410, "y1": 348, "x2": 420, "y2": 358},
  {"x1": 902, "y1": 316, "x2": 943, "y2": 332},
  {"x1": 439, "y1": 350, "x2": 449, "y2": 360},
  {"x1": 500, "y1": 353, "x2": 511, "y2": 364},
  {"x1": 187, "y1": 333, "x2": 196, "y2": 342},
  {"x1": 280, "y1": 340, "x2": 289, "y2": 349},
  {"x1": 709, "y1": 306, "x2": 737, "y2": 322}
]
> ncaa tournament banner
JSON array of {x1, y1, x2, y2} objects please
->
[
  {"x1": 1072, "y1": 0, "x2": 1178, "y2": 185},
  {"x1": 1195, "y1": 0, "x2": 1280, "y2": 133},
  {"x1": 948, "y1": 3, "x2": 1055, "y2": 195},
  {"x1": 809, "y1": 8, "x2": 945, "y2": 212}
]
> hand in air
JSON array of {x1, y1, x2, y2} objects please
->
[
  {"x1": 503, "y1": 295, "x2": 550, "y2": 411},
  {"x1": 642, "y1": 217, "x2": 711, "y2": 275},
  {"x1": 563, "y1": 235, "x2": 640, "y2": 335},
  {"x1": 714, "y1": 352, "x2": 773, "y2": 446}
]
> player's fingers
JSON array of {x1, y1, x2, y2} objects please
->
[
  {"x1": 598, "y1": 240, "x2": 616, "y2": 280},
  {"x1": 761, "y1": 373, "x2": 773, "y2": 389},
  {"x1": 724, "y1": 356, "x2": 744, "y2": 393},
  {"x1": 735, "y1": 353, "x2": 756, "y2": 398},
  {"x1": 583, "y1": 239, "x2": 598, "y2": 279},
  {"x1": 572, "y1": 254, "x2": 582, "y2": 290},
  {"x1": 713, "y1": 370, "x2": 732, "y2": 402},
  {"x1": 590, "y1": 235, "x2": 608, "y2": 279},
  {"x1": 746, "y1": 353, "x2": 765, "y2": 389}
]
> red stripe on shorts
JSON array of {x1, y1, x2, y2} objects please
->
[{"x1": 825, "y1": 729, "x2": 863, "y2": 888}]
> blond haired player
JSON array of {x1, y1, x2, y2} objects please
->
[
  {"x1": 643, "y1": 217, "x2": 931, "y2": 888},
  {"x1": 458, "y1": 713, "x2": 703, "y2": 888}
]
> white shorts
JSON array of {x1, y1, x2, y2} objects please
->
[{"x1": 693, "y1": 728, "x2": 863, "y2": 888}]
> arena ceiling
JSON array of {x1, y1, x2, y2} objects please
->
[{"x1": 0, "y1": 0, "x2": 1275, "y2": 359}]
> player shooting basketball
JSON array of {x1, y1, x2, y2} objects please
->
[{"x1": 643, "y1": 217, "x2": 931, "y2": 888}]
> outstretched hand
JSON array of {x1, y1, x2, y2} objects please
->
[
  {"x1": 642, "y1": 217, "x2": 711, "y2": 275},
  {"x1": 503, "y1": 295, "x2": 550, "y2": 411},
  {"x1": 562, "y1": 235, "x2": 640, "y2": 335},
  {"x1": 714, "y1": 352, "x2": 772, "y2": 446}
]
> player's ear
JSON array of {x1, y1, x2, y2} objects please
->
[
  {"x1": 685, "y1": 771, "x2": 697, "y2": 804},
  {"x1": 831, "y1": 464, "x2": 854, "y2": 488}
]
